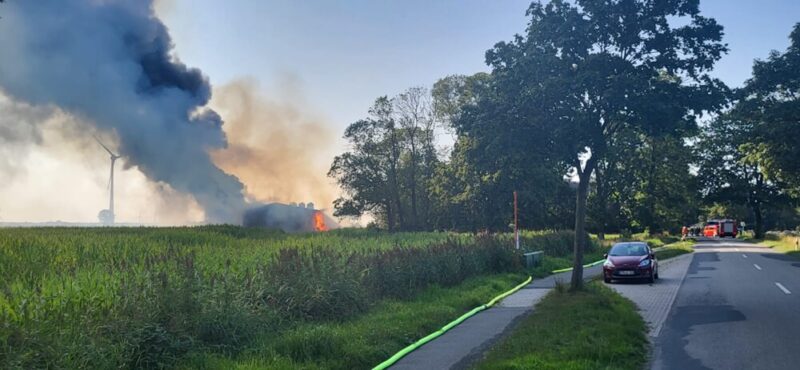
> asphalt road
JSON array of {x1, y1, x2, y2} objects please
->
[{"x1": 652, "y1": 238, "x2": 800, "y2": 370}]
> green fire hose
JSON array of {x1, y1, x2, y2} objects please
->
[
  {"x1": 372, "y1": 258, "x2": 605, "y2": 369},
  {"x1": 551, "y1": 258, "x2": 606, "y2": 273},
  {"x1": 372, "y1": 275, "x2": 532, "y2": 370}
]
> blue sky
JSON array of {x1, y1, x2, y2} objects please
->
[
  {"x1": 2, "y1": 1, "x2": 798, "y2": 223},
  {"x1": 158, "y1": 0, "x2": 800, "y2": 142}
]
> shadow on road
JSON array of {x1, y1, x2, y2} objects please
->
[
  {"x1": 659, "y1": 305, "x2": 747, "y2": 370},
  {"x1": 759, "y1": 253, "x2": 800, "y2": 268}
]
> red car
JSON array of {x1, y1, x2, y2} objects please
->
[{"x1": 603, "y1": 242, "x2": 659, "y2": 284}]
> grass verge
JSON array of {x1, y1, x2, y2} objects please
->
[
  {"x1": 654, "y1": 239, "x2": 695, "y2": 260},
  {"x1": 758, "y1": 234, "x2": 800, "y2": 259},
  {"x1": 178, "y1": 273, "x2": 527, "y2": 370},
  {"x1": 473, "y1": 282, "x2": 647, "y2": 370}
]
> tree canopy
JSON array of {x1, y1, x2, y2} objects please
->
[
  {"x1": 479, "y1": 0, "x2": 728, "y2": 288},
  {"x1": 739, "y1": 23, "x2": 800, "y2": 197},
  {"x1": 329, "y1": 4, "x2": 800, "y2": 280}
]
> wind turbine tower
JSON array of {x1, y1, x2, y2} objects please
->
[{"x1": 95, "y1": 137, "x2": 121, "y2": 225}]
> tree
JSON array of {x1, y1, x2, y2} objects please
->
[
  {"x1": 329, "y1": 97, "x2": 405, "y2": 230},
  {"x1": 434, "y1": 71, "x2": 572, "y2": 232},
  {"x1": 739, "y1": 23, "x2": 800, "y2": 197},
  {"x1": 630, "y1": 135, "x2": 700, "y2": 232},
  {"x1": 432, "y1": 73, "x2": 492, "y2": 137},
  {"x1": 588, "y1": 129, "x2": 700, "y2": 236},
  {"x1": 486, "y1": 0, "x2": 727, "y2": 289},
  {"x1": 695, "y1": 113, "x2": 789, "y2": 238},
  {"x1": 394, "y1": 87, "x2": 437, "y2": 230},
  {"x1": 330, "y1": 90, "x2": 441, "y2": 231}
]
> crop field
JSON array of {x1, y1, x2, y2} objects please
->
[
  {"x1": 0, "y1": 226, "x2": 591, "y2": 369},
  {"x1": 0, "y1": 227, "x2": 497, "y2": 368}
]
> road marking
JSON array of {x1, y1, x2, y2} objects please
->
[
  {"x1": 753, "y1": 264, "x2": 762, "y2": 270},
  {"x1": 775, "y1": 282, "x2": 792, "y2": 295},
  {"x1": 734, "y1": 248, "x2": 740, "y2": 252},
  {"x1": 742, "y1": 254, "x2": 748, "y2": 258}
]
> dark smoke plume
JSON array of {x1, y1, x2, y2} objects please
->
[{"x1": 0, "y1": 0, "x2": 245, "y2": 223}]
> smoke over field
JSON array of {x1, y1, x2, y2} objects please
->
[
  {"x1": 0, "y1": 0, "x2": 245, "y2": 223},
  {"x1": 0, "y1": 0, "x2": 338, "y2": 225},
  {"x1": 211, "y1": 80, "x2": 337, "y2": 211}
]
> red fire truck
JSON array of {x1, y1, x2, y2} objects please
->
[{"x1": 703, "y1": 219, "x2": 738, "y2": 238}]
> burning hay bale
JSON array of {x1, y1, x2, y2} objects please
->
[{"x1": 243, "y1": 203, "x2": 334, "y2": 232}]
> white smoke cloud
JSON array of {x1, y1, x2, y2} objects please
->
[
  {"x1": 0, "y1": 0, "x2": 245, "y2": 223},
  {"x1": 0, "y1": 93, "x2": 205, "y2": 225}
]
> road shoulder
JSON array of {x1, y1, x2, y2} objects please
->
[{"x1": 605, "y1": 253, "x2": 693, "y2": 338}]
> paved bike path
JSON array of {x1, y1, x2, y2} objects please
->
[{"x1": 391, "y1": 265, "x2": 604, "y2": 370}]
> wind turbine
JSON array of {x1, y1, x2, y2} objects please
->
[{"x1": 95, "y1": 136, "x2": 121, "y2": 225}]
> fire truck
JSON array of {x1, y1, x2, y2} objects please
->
[{"x1": 703, "y1": 219, "x2": 738, "y2": 238}]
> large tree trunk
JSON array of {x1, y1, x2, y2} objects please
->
[
  {"x1": 596, "y1": 164, "x2": 607, "y2": 241},
  {"x1": 643, "y1": 139, "x2": 658, "y2": 232},
  {"x1": 388, "y1": 159, "x2": 405, "y2": 231},
  {"x1": 385, "y1": 200, "x2": 395, "y2": 232},
  {"x1": 753, "y1": 200, "x2": 764, "y2": 239},
  {"x1": 387, "y1": 122, "x2": 405, "y2": 230},
  {"x1": 571, "y1": 162, "x2": 594, "y2": 291},
  {"x1": 393, "y1": 184, "x2": 404, "y2": 230},
  {"x1": 753, "y1": 173, "x2": 765, "y2": 239},
  {"x1": 409, "y1": 139, "x2": 418, "y2": 230}
]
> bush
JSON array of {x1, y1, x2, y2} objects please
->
[{"x1": 765, "y1": 231, "x2": 783, "y2": 241}]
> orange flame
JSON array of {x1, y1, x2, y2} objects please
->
[{"x1": 313, "y1": 210, "x2": 329, "y2": 232}]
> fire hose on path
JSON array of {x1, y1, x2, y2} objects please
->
[
  {"x1": 372, "y1": 257, "x2": 606, "y2": 369},
  {"x1": 372, "y1": 275, "x2": 532, "y2": 370}
]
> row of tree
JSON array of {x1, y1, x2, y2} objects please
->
[
  {"x1": 695, "y1": 24, "x2": 800, "y2": 238},
  {"x1": 330, "y1": 0, "x2": 800, "y2": 288}
]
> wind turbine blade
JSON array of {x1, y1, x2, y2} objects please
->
[{"x1": 93, "y1": 135, "x2": 118, "y2": 157}]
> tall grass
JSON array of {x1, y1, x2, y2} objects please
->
[
  {"x1": 515, "y1": 230, "x2": 596, "y2": 256},
  {"x1": 0, "y1": 227, "x2": 521, "y2": 369},
  {"x1": 763, "y1": 231, "x2": 800, "y2": 256}
]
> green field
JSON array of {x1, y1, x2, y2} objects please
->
[
  {"x1": 0, "y1": 226, "x2": 594, "y2": 369},
  {"x1": 0, "y1": 227, "x2": 511, "y2": 369}
]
